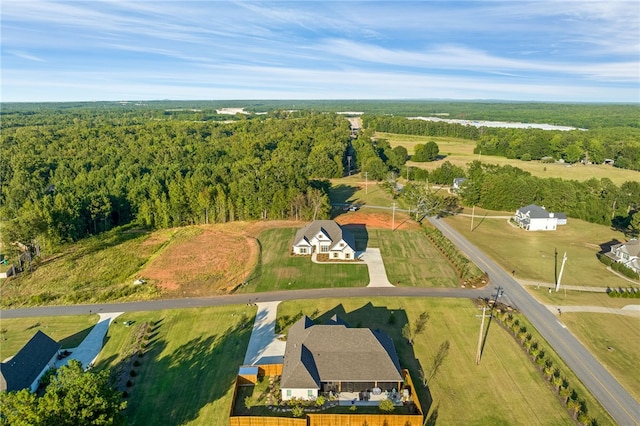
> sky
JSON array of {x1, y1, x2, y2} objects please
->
[{"x1": 1, "y1": 1, "x2": 639, "y2": 103}]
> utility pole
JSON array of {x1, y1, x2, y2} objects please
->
[
  {"x1": 470, "y1": 205, "x2": 475, "y2": 232},
  {"x1": 555, "y1": 252, "x2": 568, "y2": 292},
  {"x1": 347, "y1": 156, "x2": 351, "y2": 176},
  {"x1": 554, "y1": 248, "x2": 558, "y2": 287},
  {"x1": 392, "y1": 202, "x2": 396, "y2": 231},
  {"x1": 365, "y1": 172, "x2": 368, "y2": 194},
  {"x1": 406, "y1": 166, "x2": 410, "y2": 182},
  {"x1": 476, "y1": 304, "x2": 487, "y2": 365}
]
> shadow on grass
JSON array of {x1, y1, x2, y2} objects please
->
[
  {"x1": 328, "y1": 183, "x2": 358, "y2": 205},
  {"x1": 342, "y1": 224, "x2": 369, "y2": 251},
  {"x1": 59, "y1": 325, "x2": 96, "y2": 349},
  {"x1": 119, "y1": 317, "x2": 252, "y2": 425}
]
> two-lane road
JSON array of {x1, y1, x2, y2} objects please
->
[{"x1": 428, "y1": 217, "x2": 640, "y2": 425}]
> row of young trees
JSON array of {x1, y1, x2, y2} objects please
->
[
  {"x1": 364, "y1": 115, "x2": 640, "y2": 171},
  {"x1": 0, "y1": 111, "x2": 348, "y2": 252}
]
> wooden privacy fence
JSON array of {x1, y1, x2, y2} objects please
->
[
  {"x1": 307, "y1": 413, "x2": 422, "y2": 426},
  {"x1": 259, "y1": 364, "x2": 283, "y2": 377},
  {"x1": 229, "y1": 417, "x2": 306, "y2": 426}
]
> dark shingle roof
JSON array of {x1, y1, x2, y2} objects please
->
[
  {"x1": 1, "y1": 330, "x2": 60, "y2": 392},
  {"x1": 293, "y1": 220, "x2": 355, "y2": 252},
  {"x1": 281, "y1": 316, "x2": 403, "y2": 389}
]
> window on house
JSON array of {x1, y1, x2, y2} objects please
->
[
  {"x1": 286, "y1": 389, "x2": 292, "y2": 397},
  {"x1": 308, "y1": 389, "x2": 314, "y2": 398},
  {"x1": 333, "y1": 253, "x2": 338, "y2": 258},
  {"x1": 321, "y1": 245, "x2": 329, "y2": 253},
  {"x1": 300, "y1": 247, "x2": 307, "y2": 254},
  {"x1": 345, "y1": 253, "x2": 350, "y2": 259}
]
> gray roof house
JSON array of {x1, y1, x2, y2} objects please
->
[
  {"x1": 280, "y1": 315, "x2": 403, "y2": 401},
  {"x1": 292, "y1": 220, "x2": 356, "y2": 260},
  {"x1": 514, "y1": 204, "x2": 566, "y2": 231},
  {"x1": 606, "y1": 239, "x2": 640, "y2": 274},
  {"x1": 1, "y1": 330, "x2": 60, "y2": 393}
]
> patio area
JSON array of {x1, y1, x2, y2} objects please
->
[{"x1": 333, "y1": 388, "x2": 407, "y2": 407}]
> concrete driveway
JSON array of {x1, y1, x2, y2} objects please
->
[
  {"x1": 55, "y1": 312, "x2": 122, "y2": 369},
  {"x1": 243, "y1": 301, "x2": 286, "y2": 366},
  {"x1": 359, "y1": 248, "x2": 394, "y2": 287}
]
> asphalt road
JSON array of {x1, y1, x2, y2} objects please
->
[
  {"x1": 428, "y1": 216, "x2": 640, "y2": 426},
  {"x1": 0, "y1": 286, "x2": 491, "y2": 319}
]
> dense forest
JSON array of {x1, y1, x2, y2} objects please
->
[
  {"x1": 1, "y1": 102, "x2": 639, "y2": 256},
  {"x1": 364, "y1": 115, "x2": 640, "y2": 171},
  {"x1": 0, "y1": 110, "x2": 353, "y2": 252}
]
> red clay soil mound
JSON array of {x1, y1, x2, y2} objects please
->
[{"x1": 335, "y1": 211, "x2": 422, "y2": 230}]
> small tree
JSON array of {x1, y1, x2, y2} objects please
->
[{"x1": 291, "y1": 405, "x2": 304, "y2": 417}]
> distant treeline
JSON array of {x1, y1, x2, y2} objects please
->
[
  {"x1": 3, "y1": 100, "x2": 639, "y2": 128},
  {"x1": 0, "y1": 110, "x2": 350, "y2": 251},
  {"x1": 364, "y1": 115, "x2": 640, "y2": 171}
]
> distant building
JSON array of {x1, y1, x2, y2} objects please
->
[
  {"x1": 1, "y1": 331, "x2": 60, "y2": 392},
  {"x1": 513, "y1": 204, "x2": 566, "y2": 231},
  {"x1": 452, "y1": 177, "x2": 466, "y2": 192}
]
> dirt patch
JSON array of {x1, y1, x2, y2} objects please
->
[{"x1": 335, "y1": 211, "x2": 422, "y2": 231}]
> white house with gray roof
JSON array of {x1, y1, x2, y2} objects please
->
[
  {"x1": 292, "y1": 220, "x2": 356, "y2": 260},
  {"x1": 606, "y1": 239, "x2": 640, "y2": 274},
  {"x1": 1, "y1": 330, "x2": 60, "y2": 393},
  {"x1": 514, "y1": 204, "x2": 566, "y2": 231},
  {"x1": 280, "y1": 315, "x2": 403, "y2": 401}
]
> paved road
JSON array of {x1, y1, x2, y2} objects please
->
[
  {"x1": 0, "y1": 286, "x2": 490, "y2": 319},
  {"x1": 428, "y1": 217, "x2": 640, "y2": 426}
]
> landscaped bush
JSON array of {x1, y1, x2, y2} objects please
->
[
  {"x1": 598, "y1": 254, "x2": 639, "y2": 280},
  {"x1": 126, "y1": 380, "x2": 132, "y2": 387},
  {"x1": 291, "y1": 405, "x2": 304, "y2": 417},
  {"x1": 379, "y1": 398, "x2": 395, "y2": 412},
  {"x1": 129, "y1": 370, "x2": 137, "y2": 377}
]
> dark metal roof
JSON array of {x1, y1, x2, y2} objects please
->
[{"x1": 1, "y1": 330, "x2": 60, "y2": 392}]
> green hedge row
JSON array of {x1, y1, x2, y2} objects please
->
[{"x1": 424, "y1": 228, "x2": 485, "y2": 284}]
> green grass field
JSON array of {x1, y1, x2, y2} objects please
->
[
  {"x1": 378, "y1": 132, "x2": 640, "y2": 186},
  {"x1": 369, "y1": 228, "x2": 459, "y2": 287},
  {"x1": 276, "y1": 298, "x2": 614, "y2": 425},
  {"x1": 560, "y1": 312, "x2": 640, "y2": 402},
  {"x1": 329, "y1": 175, "x2": 412, "y2": 210},
  {"x1": 242, "y1": 228, "x2": 369, "y2": 292},
  {"x1": 443, "y1": 212, "x2": 634, "y2": 289},
  {"x1": 94, "y1": 305, "x2": 256, "y2": 426},
  {"x1": 0, "y1": 315, "x2": 99, "y2": 360}
]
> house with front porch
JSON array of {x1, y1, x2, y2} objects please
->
[
  {"x1": 291, "y1": 220, "x2": 356, "y2": 260},
  {"x1": 280, "y1": 315, "x2": 403, "y2": 402},
  {"x1": 606, "y1": 239, "x2": 640, "y2": 274}
]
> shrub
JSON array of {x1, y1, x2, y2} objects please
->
[
  {"x1": 315, "y1": 396, "x2": 325, "y2": 407},
  {"x1": 122, "y1": 391, "x2": 128, "y2": 398},
  {"x1": 133, "y1": 360, "x2": 140, "y2": 367},
  {"x1": 129, "y1": 370, "x2": 137, "y2": 377},
  {"x1": 379, "y1": 398, "x2": 395, "y2": 412},
  {"x1": 291, "y1": 405, "x2": 304, "y2": 417},
  {"x1": 244, "y1": 396, "x2": 255, "y2": 409},
  {"x1": 126, "y1": 380, "x2": 132, "y2": 387}
]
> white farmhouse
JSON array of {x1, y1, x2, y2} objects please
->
[
  {"x1": 514, "y1": 204, "x2": 566, "y2": 231},
  {"x1": 292, "y1": 220, "x2": 356, "y2": 260}
]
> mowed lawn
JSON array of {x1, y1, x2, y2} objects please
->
[
  {"x1": 443, "y1": 212, "x2": 633, "y2": 289},
  {"x1": 369, "y1": 228, "x2": 459, "y2": 287},
  {"x1": 560, "y1": 312, "x2": 640, "y2": 402},
  {"x1": 0, "y1": 315, "x2": 99, "y2": 360},
  {"x1": 378, "y1": 132, "x2": 640, "y2": 186},
  {"x1": 244, "y1": 228, "x2": 369, "y2": 292},
  {"x1": 276, "y1": 298, "x2": 612, "y2": 425},
  {"x1": 94, "y1": 305, "x2": 256, "y2": 426}
]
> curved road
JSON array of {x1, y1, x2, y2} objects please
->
[{"x1": 428, "y1": 216, "x2": 640, "y2": 426}]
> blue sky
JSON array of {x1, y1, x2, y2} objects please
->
[{"x1": 2, "y1": 1, "x2": 639, "y2": 102}]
